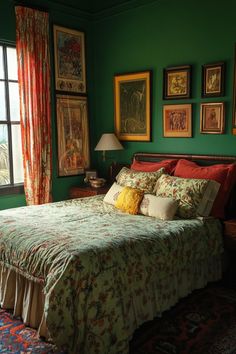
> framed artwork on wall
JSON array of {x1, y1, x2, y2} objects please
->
[
  {"x1": 56, "y1": 95, "x2": 90, "y2": 177},
  {"x1": 114, "y1": 71, "x2": 151, "y2": 141},
  {"x1": 202, "y1": 62, "x2": 225, "y2": 98},
  {"x1": 163, "y1": 65, "x2": 191, "y2": 99},
  {"x1": 53, "y1": 25, "x2": 86, "y2": 93},
  {"x1": 200, "y1": 102, "x2": 225, "y2": 134},
  {"x1": 163, "y1": 104, "x2": 192, "y2": 137}
]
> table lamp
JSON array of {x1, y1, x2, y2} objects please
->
[{"x1": 95, "y1": 133, "x2": 123, "y2": 161}]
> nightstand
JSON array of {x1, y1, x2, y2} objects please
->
[
  {"x1": 69, "y1": 185, "x2": 110, "y2": 199},
  {"x1": 223, "y1": 219, "x2": 236, "y2": 287}
]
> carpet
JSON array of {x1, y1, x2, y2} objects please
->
[
  {"x1": 0, "y1": 284, "x2": 236, "y2": 353},
  {"x1": 129, "y1": 284, "x2": 236, "y2": 354}
]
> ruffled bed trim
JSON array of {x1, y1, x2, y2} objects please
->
[
  {"x1": 0, "y1": 264, "x2": 48, "y2": 338},
  {"x1": 0, "y1": 260, "x2": 44, "y2": 284}
]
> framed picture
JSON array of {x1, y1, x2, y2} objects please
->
[
  {"x1": 114, "y1": 71, "x2": 151, "y2": 141},
  {"x1": 56, "y1": 95, "x2": 90, "y2": 177},
  {"x1": 163, "y1": 65, "x2": 191, "y2": 99},
  {"x1": 163, "y1": 104, "x2": 192, "y2": 137},
  {"x1": 232, "y1": 45, "x2": 236, "y2": 134},
  {"x1": 200, "y1": 102, "x2": 225, "y2": 134},
  {"x1": 53, "y1": 25, "x2": 86, "y2": 93},
  {"x1": 202, "y1": 62, "x2": 225, "y2": 98}
]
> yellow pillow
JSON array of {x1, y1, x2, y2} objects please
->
[{"x1": 115, "y1": 186, "x2": 144, "y2": 215}]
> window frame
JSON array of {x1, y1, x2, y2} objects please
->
[{"x1": 0, "y1": 42, "x2": 24, "y2": 195}]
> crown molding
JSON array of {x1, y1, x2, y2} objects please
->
[
  {"x1": 91, "y1": 0, "x2": 161, "y2": 21},
  {"x1": 11, "y1": 0, "x2": 161, "y2": 22}
]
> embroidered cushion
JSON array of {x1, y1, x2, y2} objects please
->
[
  {"x1": 155, "y1": 174, "x2": 220, "y2": 219},
  {"x1": 116, "y1": 167, "x2": 165, "y2": 194},
  {"x1": 103, "y1": 182, "x2": 123, "y2": 205},
  {"x1": 115, "y1": 186, "x2": 144, "y2": 215},
  {"x1": 139, "y1": 195, "x2": 178, "y2": 220}
]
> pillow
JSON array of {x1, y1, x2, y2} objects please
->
[
  {"x1": 103, "y1": 182, "x2": 123, "y2": 206},
  {"x1": 139, "y1": 195, "x2": 178, "y2": 220},
  {"x1": 131, "y1": 159, "x2": 178, "y2": 174},
  {"x1": 155, "y1": 174, "x2": 220, "y2": 219},
  {"x1": 115, "y1": 186, "x2": 144, "y2": 215},
  {"x1": 116, "y1": 167, "x2": 165, "y2": 194},
  {"x1": 174, "y1": 159, "x2": 236, "y2": 219}
]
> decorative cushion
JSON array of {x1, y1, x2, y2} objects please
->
[
  {"x1": 155, "y1": 174, "x2": 220, "y2": 218},
  {"x1": 131, "y1": 159, "x2": 178, "y2": 174},
  {"x1": 116, "y1": 167, "x2": 165, "y2": 194},
  {"x1": 139, "y1": 195, "x2": 178, "y2": 220},
  {"x1": 103, "y1": 182, "x2": 123, "y2": 206},
  {"x1": 174, "y1": 159, "x2": 236, "y2": 219},
  {"x1": 115, "y1": 186, "x2": 144, "y2": 215}
]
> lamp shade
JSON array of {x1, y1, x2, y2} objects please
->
[{"x1": 95, "y1": 133, "x2": 123, "y2": 151}]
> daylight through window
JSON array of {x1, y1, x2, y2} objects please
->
[{"x1": 0, "y1": 43, "x2": 23, "y2": 191}]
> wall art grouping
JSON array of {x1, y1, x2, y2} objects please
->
[
  {"x1": 53, "y1": 24, "x2": 90, "y2": 177},
  {"x1": 162, "y1": 60, "x2": 227, "y2": 136}
]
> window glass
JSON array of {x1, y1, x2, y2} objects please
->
[
  {"x1": 7, "y1": 47, "x2": 18, "y2": 81},
  {"x1": 9, "y1": 82, "x2": 20, "y2": 121},
  {"x1": 0, "y1": 82, "x2": 6, "y2": 120},
  {"x1": 0, "y1": 125, "x2": 10, "y2": 186},
  {"x1": 12, "y1": 124, "x2": 23, "y2": 183},
  {"x1": 0, "y1": 43, "x2": 23, "y2": 191}
]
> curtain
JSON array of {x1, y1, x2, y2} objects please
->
[{"x1": 15, "y1": 6, "x2": 52, "y2": 205}]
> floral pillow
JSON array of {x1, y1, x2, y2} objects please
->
[
  {"x1": 116, "y1": 167, "x2": 165, "y2": 194},
  {"x1": 154, "y1": 174, "x2": 220, "y2": 218}
]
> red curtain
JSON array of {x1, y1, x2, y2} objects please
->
[{"x1": 15, "y1": 6, "x2": 52, "y2": 205}]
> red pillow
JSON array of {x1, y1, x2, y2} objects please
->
[
  {"x1": 131, "y1": 159, "x2": 178, "y2": 175},
  {"x1": 174, "y1": 159, "x2": 236, "y2": 219}
]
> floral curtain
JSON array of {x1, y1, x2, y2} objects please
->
[{"x1": 15, "y1": 6, "x2": 52, "y2": 205}]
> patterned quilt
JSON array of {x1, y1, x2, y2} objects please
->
[{"x1": 0, "y1": 195, "x2": 223, "y2": 354}]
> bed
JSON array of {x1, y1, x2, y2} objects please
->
[{"x1": 0, "y1": 152, "x2": 236, "y2": 354}]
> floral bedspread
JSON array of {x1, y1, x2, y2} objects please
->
[{"x1": 0, "y1": 196, "x2": 223, "y2": 354}]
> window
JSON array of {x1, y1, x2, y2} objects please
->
[{"x1": 0, "y1": 43, "x2": 24, "y2": 194}]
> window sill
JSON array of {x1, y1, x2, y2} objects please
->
[{"x1": 0, "y1": 184, "x2": 24, "y2": 196}]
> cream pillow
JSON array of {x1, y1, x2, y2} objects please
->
[
  {"x1": 155, "y1": 174, "x2": 220, "y2": 218},
  {"x1": 140, "y1": 195, "x2": 178, "y2": 220},
  {"x1": 103, "y1": 182, "x2": 123, "y2": 205}
]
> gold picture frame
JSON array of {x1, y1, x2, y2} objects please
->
[
  {"x1": 163, "y1": 104, "x2": 192, "y2": 137},
  {"x1": 56, "y1": 95, "x2": 90, "y2": 177},
  {"x1": 200, "y1": 102, "x2": 225, "y2": 134},
  {"x1": 202, "y1": 62, "x2": 225, "y2": 98},
  {"x1": 53, "y1": 25, "x2": 86, "y2": 93},
  {"x1": 163, "y1": 65, "x2": 191, "y2": 99},
  {"x1": 114, "y1": 71, "x2": 151, "y2": 141}
]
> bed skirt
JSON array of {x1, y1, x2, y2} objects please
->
[
  {"x1": 0, "y1": 254, "x2": 222, "y2": 351},
  {"x1": 0, "y1": 265, "x2": 47, "y2": 338}
]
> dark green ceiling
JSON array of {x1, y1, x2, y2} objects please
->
[{"x1": 50, "y1": 0, "x2": 133, "y2": 13}]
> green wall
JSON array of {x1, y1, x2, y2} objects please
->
[
  {"x1": 1, "y1": 0, "x2": 236, "y2": 209},
  {"x1": 0, "y1": 0, "x2": 93, "y2": 209},
  {"x1": 91, "y1": 0, "x2": 236, "y2": 176}
]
